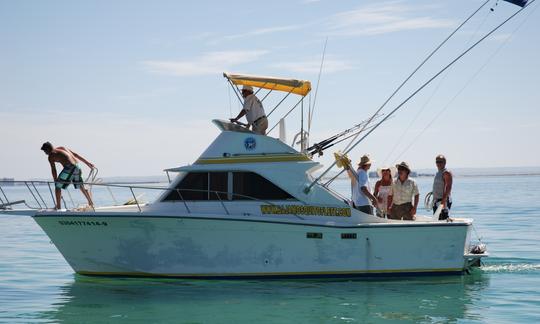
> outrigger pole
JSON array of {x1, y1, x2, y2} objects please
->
[
  {"x1": 343, "y1": 0, "x2": 492, "y2": 152},
  {"x1": 305, "y1": 0, "x2": 536, "y2": 193},
  {"x1": 308, "y1": 0, "x2": 492, "y2": 158}
]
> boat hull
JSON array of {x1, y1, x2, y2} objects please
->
[{"x1": 33, "y1": 214, "x2": 472, "y2": 278}]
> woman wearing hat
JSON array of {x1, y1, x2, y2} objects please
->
[
  {"x1": 230, "y1": 85, "x2": 268, "y2": 135},
  {"x1": 387, "y1": 161, "x2": 419, "y2": 220},
  {"x1": 373, "y1": 166, "x2": 394, "y2": 218},
  {"x1": 345, "y1": 154, "x2": 378, "y2": 215}
]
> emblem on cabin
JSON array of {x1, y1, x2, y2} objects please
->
[{"x1": 244, "y1": 137, "x2": 256, "y2": 151}]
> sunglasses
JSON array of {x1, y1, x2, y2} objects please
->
[{"x1": 436, "y1": 160, "x2": 444, "y2": 164}]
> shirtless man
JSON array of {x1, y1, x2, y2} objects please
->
[{"x1": 40, "y1": 142, "x2": 94, "y2": 209}]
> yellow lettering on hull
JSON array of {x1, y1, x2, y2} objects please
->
[{"x1": 260, "y1": 205, "x2": 351, "y2": 217}]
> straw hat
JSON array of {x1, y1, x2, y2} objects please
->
[
  {"x1": 242, "y1": 85, "x2": 254, "y2": 92},
  {"x1": 395, "y1": 161, "x2": 411, "y2": 172},
  {"x1": 377, "y1": 166, "x2": 396, "y2": 178},
  {"x1": 358, "y1": 154, "x2": 373, "y2": 167}
]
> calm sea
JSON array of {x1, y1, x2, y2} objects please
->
[{"x1": 1, "y1": 176, "x2": 539, "y2": 323}]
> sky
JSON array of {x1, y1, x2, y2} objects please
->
[{"x1": 1, "y1": 0, "x2": 539, "y2": 179}]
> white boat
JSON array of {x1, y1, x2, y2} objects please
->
[{"x1": 0, "y1": 74, "x2": 487, "y2": 279}]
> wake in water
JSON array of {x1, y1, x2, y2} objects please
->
[{"x1": 480, "y1": 263, "x2": 540, "y2": 273}]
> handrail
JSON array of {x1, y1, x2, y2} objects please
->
[
  {"x1": 24, "y1": 181, "x2": 43, "y2": 209},
  {"x1": 176, "y1": 189, "x2": 191, "y2": 214},
  {"x1": 129, "y1": 187, "x2": 140, "y2": 212},
  {"x1": 0, "y1": 185, "x2": 10, "y2": 205},
  {"x1": 0, "y1": 180, "x2": 308, "y2": 219}
]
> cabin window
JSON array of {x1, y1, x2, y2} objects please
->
[
  {"x1": 163, "y1": 172, "x2": 207, "y2": 201},
  {"x1": 163, "y1": 171, "x2": 294, "y2": 201},
  {"x1": 209, "y1": 172, "x2": 228, "y2": 200},
  {"x1": 232, "y1": 172, "x2": 293, "y2": 200}
]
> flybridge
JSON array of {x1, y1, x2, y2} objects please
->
[{"x1": 224, "y1": 72, "x2": 313, "y2": 152}]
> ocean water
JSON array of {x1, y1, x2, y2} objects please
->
[{"x1": 1, "y1": 175, "x2": 539, "y2": 323}]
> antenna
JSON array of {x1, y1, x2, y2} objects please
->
[{"x1": 308, "y1": 37, "x2": 328, "y2": 135}]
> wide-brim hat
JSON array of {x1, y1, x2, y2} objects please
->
[
  {"x1": 358, "y1": 154, "x2": 373, "y2": 166},
  {"x1": 242, "y1": 85, "x2": 254, "y2": 92},
  {"x1": 395, "y1": 161, "x2": 411, "y2": 172},
  {"x1": 377, "y1": 166, "x2": 396, "y2": 178}
]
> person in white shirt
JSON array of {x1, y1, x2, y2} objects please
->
[
  {"x1": 230, "y1": 85, "x2": 268, "y2": 135},
  {"x1": 387, "y1": 161, "x2": 419, "y2": 220},
  {"x1": 345, "y1": 154, "x2": 378, "y2": 215}
]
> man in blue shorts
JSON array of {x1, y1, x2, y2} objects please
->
[{"x1": 40, "y1": 142, "x2": 95, "y2": 210}]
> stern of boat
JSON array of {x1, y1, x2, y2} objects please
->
[{"x1": 460, "y1": 218, "x2": 488, "y2": 270}]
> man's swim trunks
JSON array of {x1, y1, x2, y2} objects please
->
[{"x1": 55, "y1": 164, "x2": 83, "y2": 189}]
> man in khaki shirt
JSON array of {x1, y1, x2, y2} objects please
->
[{"x1": 387, "y1": 161, "x2": 419, "y2": 220}]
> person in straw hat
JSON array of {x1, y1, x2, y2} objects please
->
[
  {"x1": 230, "y1": 85, "x2": 268, "y2": 135},
  {"x1": 387, "y1": 161, "x2": 419, "y2": 220},
  {"x1": 345, "y1": 154, "x2": 378, "y2": 215},
  {"x1": 374, "y1": 166, "x2": 395, "y2": 218}
]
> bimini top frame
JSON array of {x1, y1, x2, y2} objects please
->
[
  {"x1": 224, "y1": 73, "x2": 311, "y2": 96},
  {"x1": 223, "y1": 72, "x2": 312, "y2": 151}
]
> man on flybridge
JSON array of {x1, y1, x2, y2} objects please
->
[{"x1": 230, "y1": 85, "x2": 268, "y2": 135}]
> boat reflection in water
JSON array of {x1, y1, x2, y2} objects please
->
[{"x1": 38, "y1": 273, "x2": 490, "y2": 322}]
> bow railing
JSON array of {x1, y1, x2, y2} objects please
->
[{"x1": 0, "y1": 180, "x2": 304, "y2": 219}]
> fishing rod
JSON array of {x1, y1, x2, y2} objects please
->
[
  {"x1": 308, "y1": 37, "x2": 328, "y2": 135},
  {"x1": 306, "y1": 114, "x2": 383, "y2": 156},
  {"x1": 305, "y1": 0, "x2": 535, "y2": 193},
  {"x1": 308, "y1": 123, "x2": 379, "y2": 158}
]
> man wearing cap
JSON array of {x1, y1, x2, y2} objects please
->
[
  {"x1": 432, "y1": 154, "x2": 453, "y2": 220},
  {"x1": 230, "y1": 85, "x2": 268, "y2": 135},
  {"x1": 345, "y1": 154, "x2": 378, "y2": 215},
  {"x1": 387, "y1": 161, "x2": 419, "y2": 220}
]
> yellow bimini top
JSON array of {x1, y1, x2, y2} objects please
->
[{"x1": 223, "y1": 73, "x2": 312, "y2": 96}]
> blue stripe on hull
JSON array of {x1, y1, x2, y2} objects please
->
[{"x1": 77, "y1": 270, "x2": 464, "y2": 280}]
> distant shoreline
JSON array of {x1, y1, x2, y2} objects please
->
[
  {"x1": 3, "y1": 167, "x2": 540, "y2": 183},
  {"x1": 325, "y1": 173, "x2": 540, "y2": 180}
]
